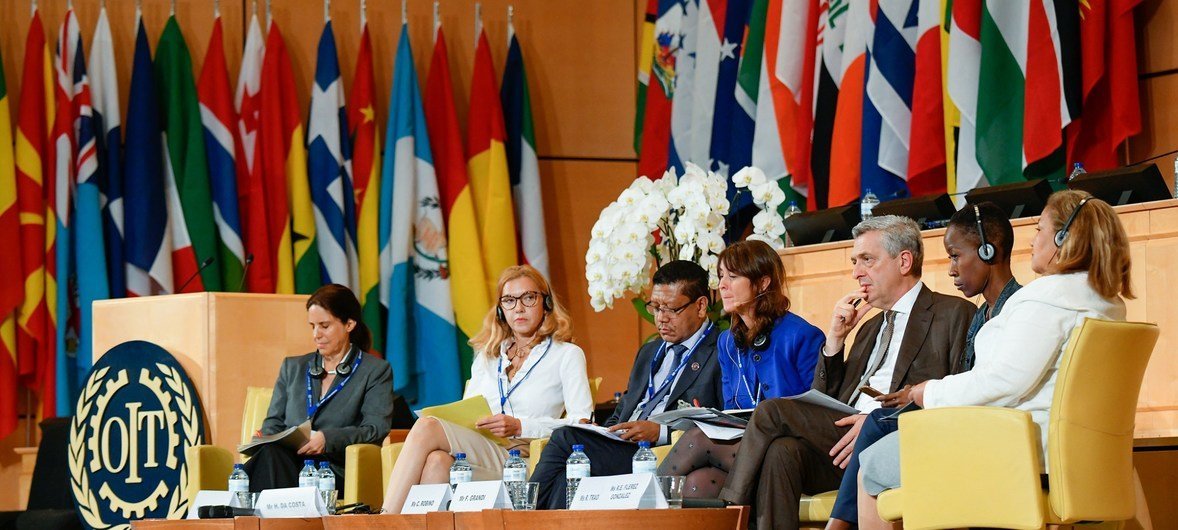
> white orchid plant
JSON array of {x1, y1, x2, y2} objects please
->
[{"x1": 586, "y1": 163, "x2": 791, "y2": 314}]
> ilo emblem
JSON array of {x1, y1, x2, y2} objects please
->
[{"x1": 69, "y1": 341, "x2": 206, "y2": 529}]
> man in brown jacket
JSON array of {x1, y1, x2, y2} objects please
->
[{"x1": 718, "y1": 215, "x2": 975, "y2": 529}]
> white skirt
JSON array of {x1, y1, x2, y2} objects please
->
[{"x1": 435, "y1": 418, "x2": 531, "y2": 481}]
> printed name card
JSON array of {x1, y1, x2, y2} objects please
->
[
  {"x1": 187, "y1": 490, "x2": 232, "y2": 519},
  {"x1": 401, "y1": 484, "x2": 453, "y2": 514},
  {"x1": 448, "y1": 480, "x2": 513, "y2": 512},
  {"x1": 569, "y1": 473, "x2": 668, "y2": 510},
  {"x1": 255, "y1": 487, "x2": 326, "y2": 518}
]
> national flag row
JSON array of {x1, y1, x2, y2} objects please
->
[
  {"x1": 0, "y1": 6, "x2": 549, "y2": 434},
  {"x1": 636, "y1": 0, "x2": 1142, "y2": 214}
]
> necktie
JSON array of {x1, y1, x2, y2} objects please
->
[
  {"x1": 852, "y1": 310, "x2": 896, "y2": 402},
  {"x1": 636, "y1": 344, "x2": 686, "y2": 421}
]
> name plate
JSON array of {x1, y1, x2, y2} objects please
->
[
  {"x1": 448, "y1": 480, "x2": 512, "y2": 512},
  {"x1": 401, "y1": 484, "x2": 453, "y2": 514},
  {"x1": 255, "y1": 487, "x2": 325, "y2": 518},
  {"x1": 187, "y1": 490, "x2": 232, "y2": 519},
  {"x1": 569, "y1": 473, "x2": 668, "y2": 510}
]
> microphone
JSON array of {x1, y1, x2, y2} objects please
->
[
  {"x1": 198, "y1": 505, "x2": 257, "y2": 518},
  {"x1": 236, "y1": 253, "x2": 255, "y2": 292},
  {"x1": 177, "y1": 256, "x2": 216, "y2": 293}
]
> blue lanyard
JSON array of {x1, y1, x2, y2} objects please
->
[
  {"x1": 725, "y1": 339, "x2": 763, "y2": 408},
  {"x1": 646, "y1": 323, "x2": 713, "y2": 401},
  {"x1": 497, "y1": 337, "x2": 554, "y2": 413},
  {"x1": 305, "y1": 348, "x2": 363, "y2": 418}
]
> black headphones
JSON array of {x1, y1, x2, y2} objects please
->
[
  {"x1": 973, "y1": 204, "x2": 996, "y2": 263},
  {"x1": 1054, "y1": 195, "x2": 1093, "y2": 248},
  {"x1": 496, "y1": 292, "x2": 555, "y2": 322},
  {"x1": 309, "y1": 344, "x2": 359, "y2": 378}
]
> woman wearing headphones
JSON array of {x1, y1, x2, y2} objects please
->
[
  {"x1": 382, "y1": 265, "x2": 593, "y2": 513},
  {"x1": 657, "y1": 239, "x2": 825, "y2": 498},
  {"x1": 245, "y1": 284, "x2": 394, "y2": 492},
  {"x1": 854, "y1": 190, "x2": 1133, "y2": 529}
]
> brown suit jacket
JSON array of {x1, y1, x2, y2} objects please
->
[{"x1": 813, "y1": 283, "x2": 976, "y2": 404}]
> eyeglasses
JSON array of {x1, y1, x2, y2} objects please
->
[
  {"x1": 644, "y1": 299, "x2": 698, "y2": 317},
  {"x1": 500, "y1": 291, "x2": 544, "y2": 310}
]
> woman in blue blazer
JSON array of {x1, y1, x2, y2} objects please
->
[{"x1": 657, "y1": 240, "x2": 824, "y2": 498}]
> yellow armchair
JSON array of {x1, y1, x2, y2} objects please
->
[{"x1": 883, "y1": 318, "x2": 1159, "y2": 529}]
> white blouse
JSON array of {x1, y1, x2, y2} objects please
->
[{"x1": 464, "y1": 338, "x2": 595, "y2": 439}]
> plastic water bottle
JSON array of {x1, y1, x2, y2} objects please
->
[
  {"x1": 298, "y1": 459, "x2": 318, "y2": 489},
  {"x1": 449, "y1": 453, "x2": 473, "y2": 491},
  {"x1": 228, "y1": 463, "x2": 251, "y2": 509},
  {"x1": 1067, "y1": 162, "x2": 1087, "y2": 183},
  {"x1": 632, "y1": 441, "x2": 658, "y2": 475},
  {"x1": 860, "y1": 189, "x2": 879, "y2": 220},
  {"x1": 503, "y1": 449, "x2": 528, "y2": 483},
  {"x1": 783, "y1": 201, "x2": 803, "y2": 247},
  {"x1": 317, "y1": 462, "x2": 336, "y2": 514},
  {"x1": 565, "y1": 444, "x2": 591, "y2": 509},
  {"x1": 1172, "y1": 156, "x2": 1178, "y2": 199}
]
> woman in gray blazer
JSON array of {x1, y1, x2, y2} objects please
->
[{"x1": 244, "y1": 284, "x2": 394, "y2": 492}]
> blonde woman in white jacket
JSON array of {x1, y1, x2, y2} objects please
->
[{"x1": 855, "y1": 191, "x2": 1134, "y2": 530}]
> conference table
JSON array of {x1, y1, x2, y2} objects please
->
[{"x1": 130, "y1": 507, "x2": 751, "y2": 530}]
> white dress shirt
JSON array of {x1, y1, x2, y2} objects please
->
[
  {"x1": 854, "y1": 281, "x2": 923, "y2": 412},
  {"x1": 465, "y1": 338, "x2": 595, "y2": 439},
  {"x1": 627, "y1": 321, "x2": 712, "y2": 444}
]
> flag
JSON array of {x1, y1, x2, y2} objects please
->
[
  {"x1": 236, "y1": 13, "x2": 271, "y2": 292},
  {"x1": 947, "y1": 0, "x2": 985, "y2": 192},
  {"x1": 906, "y1": 0, "x2": 947, "y2": 197},
  {"x1": 1067, "y1": 0, "x2": 1141, "y2": 171},
  {"x1": 467, "y1": 28, "x2": 518, "y2": 293},
  {"x1": 634, "y1": 0, "x2": 659, "y2": 153},
  {"x1": 729, "y1": 0, "x2": 768, "y2": 227},
  {"x1": 198, "y1": 16, "x2": 246, "y2": 291},
  {"x1": 827, "y1": 0, "x2": 871, "y2": 206},
  {"x1": 157, "y1": 16, "x2": 220, "y2": 293},
  {"x1": 666, "y1": 0, "x2": 699, "y2": 173},
  {"x1": 424, "y1": 27, "x2": 489, "y2": 380},
  {"x1": 501, "y1": 23, "x2": 549, "y2": 277},
  {"x1": 349, "y1": 22, "x2": 383, "y2": 353},
  {"x1": 15, "y1": 10, "x2": 55, "y2": 416},
  {"x1": 706, "y1": 0, "x2": 752, "y2": 179},
  {"x1": 308, "y1": 21, "x2": 359, "y2": 291},
  {"x1": 0, "y1": 38, "x2": 22, "y2": 437},
  {"x1": 753, "y1": 0, "x2": 814, "y2": 207},
  {"x1": 90, "y1": 7, "x2": 124, "y2": 298},
  {"x1": 50, "y1": 10, "x2": 80, "y2": 415},
  {"x1": 124, "y1": 14, "x2": 173, "y2": 298},
  {"x1": 809, "y1": 0, "x2": 853, "y2": 209},
  {"x1": 381, "y1": 25, "x2": 462, "y2": 406},
  {"x1": 860, "y1": 0, "x2": 917, "y2": 201},
  {"x1": 636, "y1": 0, "x2": 682, "y2": 179},
  {"x1": 259, "y1": 21, "x2": 318, "y2": 294}
]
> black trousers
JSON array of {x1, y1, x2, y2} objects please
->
[
  {"x1": 242, "y1": 444, "x2": 344, "y2": 492},
  {"x1": 532, "y1": 426, "x2": 643, "y2": 509}
]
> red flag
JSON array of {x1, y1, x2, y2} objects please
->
[
  {"x1": 257, "y1": 21, "x2": 297, "y2": 293},
  {"x1": 906, "y1": 1, "x2": 947, "y2": 197},
  {"x1": 1067, "y1": 0, "x2": 1142, "y2": 170},
  {"x1": 0, "y1": 22, "x2": 22, "y2": 438}
]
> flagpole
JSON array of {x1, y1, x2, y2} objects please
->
[
  {"x1": 266, "y1": 0, "x2": 272, "y2": 28},
  {"x1": 30, "y1": 0, "x2": 35, "y2": 16},
  {"x1": 507, "y1": 5, "x2": 514, "y2": 44},
  {"x1": 433, "y1": 1, "x2": 440, "y2": 44},
  {"x1": 214, "y1": 0, "x2": 220, "y2": 18},
  {"x1": 324, "y1": 0, "x2": 330, "y2": 22},
  {"x1": 171, "y1": 0, "x2": 176, "y2": 16},
  {"x1": 362, "y1": 0, "x2": 368, "y2": 29},
  {"x1": 401, "y1": 0, "x2": 407, "y2": 25},
  {"x1": 474, "y1": 2, "x2": 482, "y2": 41}
]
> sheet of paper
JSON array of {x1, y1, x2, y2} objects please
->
[
  {"x1": 569, "y1": 423, "x2": 629, "y2": 442},
  {"x1": 237, "y1": 420, "x2": 311, "y2": 456},
  {"x1": 786, "y1": 389, "x2": 860, "y2": 415},
  {"x1": 694, "y1": 420, "x2": 744, "y2": 441},
  {"x1": 416, "y1": 396, "x2": 506, "y2": 444}
]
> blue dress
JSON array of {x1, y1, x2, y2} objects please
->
[{"x1": 717, "y1": 312, "x2": 825, "y2": 409}]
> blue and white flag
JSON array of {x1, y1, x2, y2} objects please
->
[
  {"x1": 89, "y1": 7, "x2": 123, "y2": 298},
  {"x1": 861, "y1": 0, "x2": 918, "y2": 199},
  {"x1": 308, "y1": 21, "x2": 359, "y2": 291},
  {"x1": 380, "y1": 26, "x2": 461, "y2": 406}
]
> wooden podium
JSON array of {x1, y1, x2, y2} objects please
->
[{"x1": 92, "y1": 293, "x2": 314, "y2": 449}]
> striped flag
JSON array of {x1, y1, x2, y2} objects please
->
[
  {"x1": 236, "y1": 13, "x2": 271, "y2": 292},
  {"x1": 381, "y1": 25, "x2": 462, "y2": 406},
  {"x1": 809, "y1": 0, "x2": 853, "y2": 210},
  {"x1": 946, "y1": 0, "x2": 985, "y2": 192},
  {"x1": 827, "y1": 0, "x2": 871, "y2": 206},
  {"x1": 729, "y1": 0, "x2": 768, "y2": 226},
  {"x1": 124, "y1": 13, "x2": 173, "y2": 297},
  {"x1": 349, "y1": 22, "x2": 383, "y2": 353},
  {"x1": 0, "y1": 39, "x2": 22, "y2": 437},
  {"x1": 157, "y1": 16, "x2": 220, "y2": 293},
  {"x1": 861, "y1": 0, "x2": 917, "y2": 201},
  {"x1": 754, "y1": 0, "x2": 814, "y2": 206},
  {"x1": 467, "y1": 28, "x2": 518, "y2": 293},
  {"x1": 907, "y1": 0, "x2": 947, "y2": 197},
  {"x1": 424, "y1": 27, "x2": 489, "y2": 380},
  {"x1": 636, "y1": 0, "x2": 681, "y2": 179},
  {"x1": 634, "y1": 0, "x2": 659, "y2": 153},
  {"x1": 308, "y1": 21, "x2": 359, "y2": 291},
  {"x1": 90, "y1": 7, "x2": 124, "y2": 298},
  {"x1": 501, "y1": 22, "x2": 549, "y2": 277},
  {"x1": 198, "y1": 16, "x2": 246, "y2": 291},
  {"x1": 15, "y1": 10, "x2": 55, "y2": 416},
  {"x1": 50, "y1": 10, "x2": 80, "y2": 415}
]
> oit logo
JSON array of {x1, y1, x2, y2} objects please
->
[{"x1": 69, "y1": 341, "x2": 206, "y2": 529}]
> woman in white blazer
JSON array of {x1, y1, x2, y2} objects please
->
[
  {"x1": 382, "y1": 265, "x2": 593, "y2": 513},
  {"x1": 854, "y1": 191, "x2": 1134, "y2": 530}
]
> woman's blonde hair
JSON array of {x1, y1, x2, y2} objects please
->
[
  {"x1": 1044, "y1": 190, "x2": 1134, "y2": 300},
  {"x1": 469, "y1": 265, "x2": 574, "y2": 356}
]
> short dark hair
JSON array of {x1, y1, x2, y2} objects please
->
[
  {"x1": 947, "y1": 202, "x2": 1015, "y2": 262},
  {"x1": 307, "y1": 284, "x2": 373, "y2": 351},
  {"x1": 652, "y1": 260, "x2": 711, "y2": 305}
]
